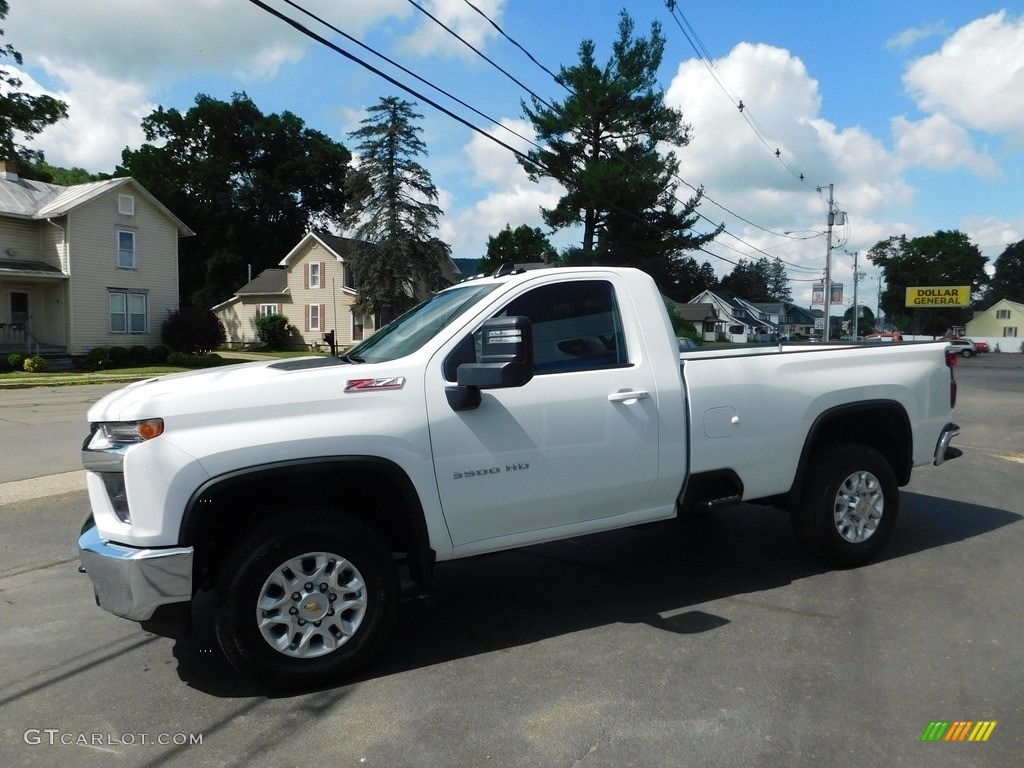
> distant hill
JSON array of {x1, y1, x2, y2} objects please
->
[{"x1": 452, "y1": 258, "x2": 482, "y2": 278}]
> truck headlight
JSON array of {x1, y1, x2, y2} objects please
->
[{"x1": 86, "y1": 419, "x2": 164, "y2": 450}]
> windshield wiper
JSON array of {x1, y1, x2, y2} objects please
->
[{"x1": 337, "y1": 353, "x2": 365, "y2": 364}]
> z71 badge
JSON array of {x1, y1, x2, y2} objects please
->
[{"x1": 453, "y1": 462, "x2": 529, "y2": 480}]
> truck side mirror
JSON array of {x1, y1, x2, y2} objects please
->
[{"x1": 446, "y1": 316, "x2": 534, "y2": 411}]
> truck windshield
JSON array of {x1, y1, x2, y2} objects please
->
[{"x1": 344, "y1": 282, "x2": 500, "y2": 363}]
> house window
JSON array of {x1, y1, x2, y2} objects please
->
[
  {"x1": 117, "y1": 231, "x2": 136, "y2": 269},
  {"x1": 308, "y1": 262, "x2": 321, "y2": 289},
  {"x1": 307, "y1": 303, "x2": 323, "y2": 331},
  {"x1": 996, "y1": 309, "x2": 1011, "y2": 319},
  {"x1": 118, "y1": 194, "x2": 135, "y2": 215},
  {"x1": 352, "y1": 311, "x2": 364, "y2": 341},
  {"x1": 109, "y1": 291, "x2": 147, "y2": 333},
  {"x1": 1004, "y1": 327, "x2": 1018, "y2": 337},
  {"x1": 343, "y1": 264, "x2": 355, "y2": 290},
  {"x1": 258, "y1": 304, "x2": 278, "y2": 317}
]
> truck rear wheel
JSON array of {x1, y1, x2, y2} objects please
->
[
  {"x1": 793, "y1": 443, "x2": 898, "y2": 566},
  {"x1": 215, "y1": 509, "x2": 400, "y2": 689}
]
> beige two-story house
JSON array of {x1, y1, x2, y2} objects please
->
[
  {"x1": 215, "y1": 231, "x2": 460, "y2": 350},
  {"x1": 0, "y1": 162, "x2": 193, "y2": 361}
]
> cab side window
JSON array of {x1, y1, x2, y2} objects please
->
[{"x1": 443, "y1": 280, "x2": 628, "y2": 380}]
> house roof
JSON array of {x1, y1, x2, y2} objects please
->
[
  {"x1": 0, "y1": 175, "x2": 194, "y2": 237},
  {"x1": 673, "y1": 303, "x2": 718, "y2": 323},
  {"x1": 279, "y1": 231, "x2": 354, "y2": 267},
  {"x1": 235, "y1": 268, "x2": 288, "y2": 296},
  {"x1": 0, "y1": 257, "x2": 68, "y2": 278}
]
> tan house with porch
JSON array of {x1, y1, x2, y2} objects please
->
[
  {"x1": 214, "y1": 231, "x2": 460, "y2": 350},
  {"x1": 0, "y1": 162, "x2": 193, "y2": 364}
]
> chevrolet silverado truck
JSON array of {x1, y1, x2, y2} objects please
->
[{"x1": 78, "y1": 265, "x2": 962, "y2": 688}]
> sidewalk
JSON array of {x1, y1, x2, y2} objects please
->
[{"x1": 0, "y1": 471, "x2": 86, "y2": 505}]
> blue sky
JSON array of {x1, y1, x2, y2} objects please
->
[{"x1": 7, "y1": 0, "x2": 1024, "y2": 309}]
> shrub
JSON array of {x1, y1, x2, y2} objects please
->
[
  {"x1": 255, "y1": 313, "x2": 293, "y2": 350},
  {"x1": 81, "y1": 347, "x2": 112, "y2": 371},
  {"x1": 7, "y1": 351, "x2": 24, "y2": 370},
  {"x1": 149, "y1": 344, "x2": 170, "y2": 364},
  {"x1": 166, "y1": 351, "x2": 225, "y2": 368},
  {"x1": 161, "y1": 306, "x2": 226, "y2": 353},
  {"x1": 129, "y1": 345, "x2": 150, "y2": 365},
  {"x1": 108, "y1": 345, "x2": 131, "y2": 367},
  {"x1": 23, "y1": 355, "x2": 47, "y2": 373}
]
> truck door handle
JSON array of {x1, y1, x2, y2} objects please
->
[{"x1": 607, "y1": 390, "x2": 650, "y2": 404}]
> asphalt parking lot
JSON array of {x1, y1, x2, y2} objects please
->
[{"x1": 0, "y1": 354, "x2": 1021, "y2": 767}]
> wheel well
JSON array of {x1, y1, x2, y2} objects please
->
[
  {"x1": 181, "y1": 458, "x2": 434, "y2": 594},
  {"x1": 788, "y1": 402, "x2": 912, "y2": 508}
]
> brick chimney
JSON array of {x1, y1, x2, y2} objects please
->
[{"x1": 0, "y1": 160, "x2": 19, "y2": 181}]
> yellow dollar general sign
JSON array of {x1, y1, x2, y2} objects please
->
[
  {"x1": 920, "y1": 721, "x2": 997, "y2": 742},
  {"x1": 905, "y1": 286, "x2": 971, "y2": 307}
]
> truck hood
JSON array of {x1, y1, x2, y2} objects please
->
[{"x1": 87, "y1": 356, "x2": 372, "y2": 422}]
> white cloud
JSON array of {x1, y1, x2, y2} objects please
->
[
  {"x1": 903, "y1": 11, "x2": 1024, "y2": 136},
  {"x1": 885, "y1": 22, "x2": 948, "y2": 52},
  {"x1": 4, "y1": 0, "x2": 411, "y2": 82},
  {"x1": 892, "y1": 114, "x2": 999, "y2": 176},
  {"x1": 401, "y1": 0, "x2": 505, "y2": 59},
  {"x1": 6, "y1": 65, "x2": 153, "y2": 172}
]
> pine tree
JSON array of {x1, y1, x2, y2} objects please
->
[
  {"x1": 342, "y1": 97, "x2": 451, "y2": 321},
  {"x1": 518, "y1": 11, "x2": 718, "y2": 289}
]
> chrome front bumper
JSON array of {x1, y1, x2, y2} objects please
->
[{"x1": 78, "y1": 524, "x2": 194, "y2": 622}]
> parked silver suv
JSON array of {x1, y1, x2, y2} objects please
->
[{"x1": 948, "y1": 338, "x2": 977, "y2": 357}]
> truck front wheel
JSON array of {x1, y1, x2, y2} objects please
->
[
  {"x1": 215, "y1": 509, "x2": 400, "y2": 689},
  {"x1": 793, "y1": 443, "x2": 899, "y2": 567}
]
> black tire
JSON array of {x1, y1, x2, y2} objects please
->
[
  {"x1": 960, "y1": 349, "x2": 972, "y2": 358},
  {"x1": 215, "y1": 509, "x2": 400, "y2": 689},
  {"x1": 792, "y1": 443, "x2": 899, "y2": 567}
]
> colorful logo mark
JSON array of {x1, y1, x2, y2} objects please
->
[{"x1": 921, "y1": 721, "x2": 997, "y2": 742}]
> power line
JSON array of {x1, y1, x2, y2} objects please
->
[{"x1": 663, "y1": 0, "x2": 817, "y2": 189}]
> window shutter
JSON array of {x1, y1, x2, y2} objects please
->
[
  {"x1": 319, "y1": 262, "x2": 325, "y2": 289},
  {"x1": 304, "y1": 264, "x2": 309, "y2": 289},
  {"x1": 320, "y1": 304, "x2": 326, "y2": 329},
  {"x1": 304, "y1": 305, "x2": 310, "y2": 331}
]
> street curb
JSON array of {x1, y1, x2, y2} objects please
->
[{"x1": 0, "y1": 471, "x2": 86, "y2": 505}]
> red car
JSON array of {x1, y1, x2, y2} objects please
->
[{"x1": 971, "y1": 339, "x2": 989, "y2": 353}]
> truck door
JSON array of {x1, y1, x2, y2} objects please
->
[{"x1": 425, "y1": 276, "x2": 661, "y2": 552}]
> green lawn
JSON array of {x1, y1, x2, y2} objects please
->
[{"x1": 0, "y1": 349, "x2": 328, "y2": 389}]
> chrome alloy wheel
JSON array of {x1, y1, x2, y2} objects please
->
[
  {"x1": 832, "y1": 470, "x2": 884, "y2": 543},
  {"x1": 256, "y1": 552, "x2": 368, "y2": 658}
]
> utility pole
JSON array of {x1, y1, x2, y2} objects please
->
[
  {"x1": 851, "y1": 251, "x2": 860, "y2": 339},
  {"x1": 822, "y1": 183, "x2": 834, "y2": 341}
]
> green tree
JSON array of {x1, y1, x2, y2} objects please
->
[
  {"x1": 0, "y1": 0, "x2": 68, "y2": 169},
  {"x1": 720, "y1": 258, "x2": 782, "y2": 301},
  {"x1": 984, "y1": 240, "x2": 1024, "y2": 304},
  {"x1": 842, "y1": 305, "x2": 876, "y2": 336},
  {"x1": 765, "y1": 257, "x2": 792, "y2": 303},
  {"x1": 21, "y1": 159, "x2": 103, "y2": 185},
  {"x1": 341, "y1": 96, "x2": 451, "y2": 321},
  {"x1": 867, "y1": 230, "x2": 989, "y2": 336},
  {"x1": 518, "y1": 11, "x2": 718, "y2": 290},
  {"x1": 478, "y1": 223, "x2": 557, "y2": 274},
  {"x1": 119, "y1": 92, "x2": 351, "y2": 308}
]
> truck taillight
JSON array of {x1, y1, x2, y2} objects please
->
[{"x1": 945, "y1": 348, "x2": 958, "y2": 408}]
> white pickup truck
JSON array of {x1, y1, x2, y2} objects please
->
[{"x1": 79, "y1": 265, "x2": 962, "y2": 688}]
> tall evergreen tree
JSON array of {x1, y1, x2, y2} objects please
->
[
  {"x1": 519, "y1": 11, "x2": 718, "y2": 289},
  {"x1": 0, "y1": 0, "x2": 68, "y2": 170},
  {"x1": 341, "y1": 96, "x2": 451, "y2": 321}
]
